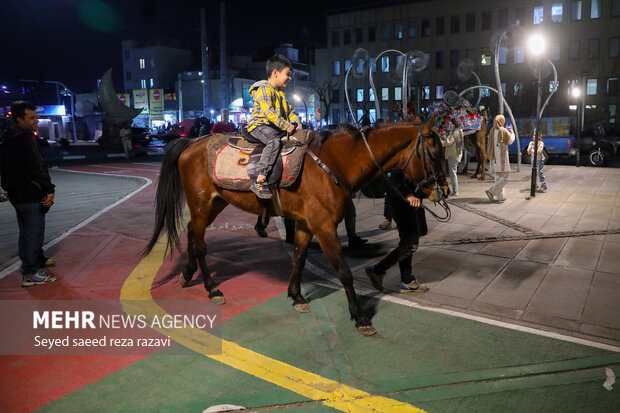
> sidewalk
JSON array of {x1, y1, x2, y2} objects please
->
[{"x1": 310, "y1": 163, "x2": 620, "y2": 347}]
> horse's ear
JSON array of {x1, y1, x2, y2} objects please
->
[{"x1": 425, "y1": 115, "x2": 437, "y2": 130}]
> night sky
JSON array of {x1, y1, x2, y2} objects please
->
[{"x1": 2, "y1": 0, "x2": 393, "y2": 93}]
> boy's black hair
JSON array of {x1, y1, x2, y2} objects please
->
[
  {"x1": 266, "y1": 54, "x2": 293, "y2": 77},
  {"x1": 10, "y1": 101, "x2": 37, "y2": 121}
]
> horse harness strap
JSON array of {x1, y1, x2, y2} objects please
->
[{"x1": 305, "y1": 147, "x2": 353, "y2": 193}]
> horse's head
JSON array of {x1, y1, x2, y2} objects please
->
[{"x1": 400, "y1": 117, "x2": 450, "y2": 202}]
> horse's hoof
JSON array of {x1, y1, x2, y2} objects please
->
[
  {"x1": 211, "y1": 296, "x2": 226, "y2": 305},
  {"x1": 179, "y1": 273, "x2": 189, "y2": 287},
  {"x1": 357, "y1": 325, "x2": 377, "y2": 336},
  {"x1": 294, "y1": 303, "x2": 311, "y2": 313}
]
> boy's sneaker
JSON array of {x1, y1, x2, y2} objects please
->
[
  {"x1": 365, "y1": 266, "x2": 384, "y2": 292},
  {"x1": 22, "y1": 271, "x2": 57, "y2": 287},
  {"x1": 378, "y1": 219, "x2": 394, "y2": 230},
  {"x1": 250, "y1": 180, "x2": 272, "y2": 199},
  {"x1": 400, "y1": 280, "x2": 429, "y2": 293}
]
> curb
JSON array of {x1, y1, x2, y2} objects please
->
[{"x1": 44, "y1": 150, "x2": 164, "y2": 161}]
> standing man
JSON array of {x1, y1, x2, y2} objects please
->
[
  {"x1": 211, "y1": 109, "x2": 237, "y2": 133},
  {"x1": 485, "y1": 115, "x2": 515, "y2": 203},
  {"x1": 0, "y1": 101, "x2": 57, "y2": 286}
]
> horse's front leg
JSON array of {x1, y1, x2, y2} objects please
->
[
  {"x1": 312, "y1": 223, "x2": 376, "y2": 336},
  {"x1": 288, "y1": 220, "x2": 312, "y2": 313}
]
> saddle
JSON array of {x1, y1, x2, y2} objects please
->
[{"x1": 206, "y1": 130, "x2": 311, "y2": 192}]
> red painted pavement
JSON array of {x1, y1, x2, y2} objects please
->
[{"x1": 0, "y1": 162, "x2": 297, "y2": 412}]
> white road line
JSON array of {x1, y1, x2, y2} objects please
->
[{"x1": 0, "y1": 169, "x2": 152, "y2": 279}]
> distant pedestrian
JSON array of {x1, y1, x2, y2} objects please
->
[
  {"x1": 211, "y1": 109, "x2": 237, "y2": 133},
  {"x1": 527, "y1": 130, "x2": 547, "y2": 191},
  {"x1": 442, "y1": 118, "x2": 464, "y2": 196},
  {"x1": 119, "y1": 125, "x2": 132, "y2": 158},
  {"x1": 0, "y1": 101, "x2": 57, "y2": 287},
  {"x1": 485, "y1": 115, "x2": 515, "y2": 203}
]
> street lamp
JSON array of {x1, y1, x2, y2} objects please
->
[
  {"x1": 571, "y1": 87, "x2": 582, "y2": 167},
  {"x1": 293, "y1": 93, "x2": 308, "y2": 124},
  {"x1": 528, "y1": 33, "x2": 547, "y2": 198}
]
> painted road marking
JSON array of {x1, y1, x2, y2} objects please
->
[
  {"x1": 120, "y1": 224, "x2": 427, "y2": 413},
  {"x1": 90, "y1": 164, "x2": 161, "y2": 172}
]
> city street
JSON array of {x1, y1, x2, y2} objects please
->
[{"x1": 1, "y1": 158, "x2": 618, "y2": 412}]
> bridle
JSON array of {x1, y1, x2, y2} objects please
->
[{"x1": 359, "y1": 125, "x2": 451, "y2": 222}]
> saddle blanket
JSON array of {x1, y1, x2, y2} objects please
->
[{"x1": 206, "y1": 132, "x2": 309, "y2": 191}]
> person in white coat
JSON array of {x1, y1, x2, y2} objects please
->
[
  {"x1": 485, "y1": 115, "x2": 515, "y2": 202},
  {"x1": 442, "y1": 118, "x2": 464, "y2": 196}
]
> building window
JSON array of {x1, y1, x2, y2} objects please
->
[
  {"x1": 613, "y1": 0, "x2": 620, "y2": 16},
  {"x1": 369, "y1": 109, "x2": 376, "y2": 123},
  {"x1": 381, "y1": 56, "x2": 390, "y2": 72},
  {"x1": 395, "y1": 23, "x2": 403, "y2": 39},
  {"x1": 425, "y1": 52, "x2": 431, "y2": 66},
  {"x1": 591, "y1": 0, "x2": 601, "y2": 18},
  {"x1": 436, "y1": 17, "x2": 445, "y2": 35},
  {"x1": 368, "y1": 26, "x2": 376, "y2": 42},
  {"x1": 370, "y1": 57, "x2": 376, "y2": 72},
  {"x1": 344, "y1": 60, "x2": 352, "y2": 73},
  {"x1": 332, "y1": 89, "x2": 340, "y2": 104},
  {"x1": 610, "y1": 105, "x2": 617, "y2": 124},
  {"x1": 333, "y1": 60, "x2": 341, "y2": 76},
  {"x1": 515, "y1": 7, "x2": 525, "y2": 24},
  {"x1": 450, "y1": 50, "x2": 460, "y2": 67},
  {"x1": 482, "y1": 11, "x2": 492, "y2": 30},
  {"x1": 422, "y1": 19, "x2": 430, "y2": 36},
  {"x1": 395, "y1": 87, "x2": 402, "y2": 101},
  {"x1": 369, "y1": 88, "x2": 375, "y2": 102},
  {"x1": 139, "y1": 58, "x2": 145, "y2": 69},
  {"x1": 331, "y1": 30, "x2": 339, "y2": 46},
  {"x1": 569, "y1": 40, "x2": 580, "y2": 59},
  {"x1": 408, "y1": 21, "x2": 416, "y2": 38},
  {"x1": 356, "y1": 59, "x2": 365, "y2": 74},
  {"x1": 355, "y1": 27, "x2": 363, "y2": 43},
  {"x1": 436, "y1": 85, "x2": 444, "y2": 99},
  {"x1": 514, "y1": 81, "x2": 524, "y2": 96},
  {"x1": 498, "y1": 9, "x2": 508, "y2": 28},
  {"x1": 451, "y1": 15, "x2": 460, "y2": 33},
  {"x1": 140, "y1": 79, "x2": 146, "y2": 89},
  {"x1": 481, "y1": 51, "x2": 492, "y2": 65},
  {"x1": 149, "y1": 78, "x2": 154, "y2": 88},
  {"x1": 466, "y1": 13, "x2": 475, "y2": 31},
  {"x1": 514, "y1": 46, "x2": 525, "y2": 63},
  {"x1": 381, "y1": 87, "x2": 389, "y2": 101},
  {"x1": 534, "y1": 6, "x2": 544, "y2": 24},
  {"x1": 572, "y1": 0, "x2": 582, "y2": 20},
  {"x1": 588, "y1": 38, "x2": 600, "y2": 58},
  {"x1": 356, "y1": 88, "x2": 364, "y2": 102},
  {"x1": 608, "y1": 78, "x2": 618, "y2": 95},
  {"x1": 501, "y1": 82, "x2": 506, "y2": 96},
  {"x1": 610, "y1": 37, "x2": 620, "y2": 57},
  {"x1": 356, "y1": 109, "x2": 363, "y2": 123},
  {"x1": 549, "y1": 80, "x2": 559, "y2": 92},
  {"x1": 125, "y1": 71, "x2": 131, "y2": 81},
  {"x1": 435, "y1": 51, "x2": 445, "y2": 68},
  {"x1": 343, "y1": 29, "x2": 351, "y2": 45},
  {"x1": 587, "y1": 78, "x2": 598, "y2": 95},
  {"x1": 150, "y1": 57, "x2": 155, "y2": 68},
  {"x1": 498, "y1": 47, "x2": 507, "y2": 64},
  {"x1": 381, "y1": 24, "x2": 389, "y2": 40},
  {"x1": 333, "y1": 109, "x2": 340, "y2": 125},
  {"x1": 465, "y1": 48, "x2": 475, "y2": 59},
  {"x1": 422, "y1": 86, "x2": 430, "y2": 100},
  {"x1": 551, "y1": 42, "x2": 561, "y2": 60},
  {"x1": 551, "y1": 3, "x2": 563, "y2": 22}
]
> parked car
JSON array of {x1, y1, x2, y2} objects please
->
[
  {"x1": 131, "y1": 127, "x2": 152, "y2": 147},
  {"x1": 575, "y1": 126, "x2": 620, "y2": 156}
]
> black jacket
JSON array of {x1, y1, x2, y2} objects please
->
[
  {"x1": 386, "y1": 170, "x2": 428, "y2": 236},
  {"x1": 0, "y1": 125, "x2": 54, "y2": 203}
]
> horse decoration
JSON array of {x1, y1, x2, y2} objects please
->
[
  {"x1": 144, "y1": 120, "x2": 449, "y2": 336},
  {"x1": 429, "y1": 98, "x2": 489, "y2": 180}
]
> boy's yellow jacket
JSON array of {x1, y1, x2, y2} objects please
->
[{"x1": 247, "y1": 80, "x2": 299, "y2": 132}]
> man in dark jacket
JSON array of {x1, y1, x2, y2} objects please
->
[
  {"x1": 0, "y1": 101, "x2": 57, "y2": 287},
  {"x1": 365, "y1": 170, "x2": 429, "y2": 293}
]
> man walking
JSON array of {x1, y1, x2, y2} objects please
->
[{"x1": 0, "y1": 101, "x2": 57, "y2": 286}]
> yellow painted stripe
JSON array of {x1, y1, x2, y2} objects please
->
[{"x1": 120, "y1": 217, "x2": 426, "y2": 413}]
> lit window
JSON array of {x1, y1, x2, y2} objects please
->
[
  {"x1": 501, "y1": 82, "x2": 506, "y2": 96},
  {"x1": 396, "y1": 55, "x2": 403, "y2": 69},
  {"x1": 381, "y1": 87, "x2": 389, "y2": 101},
  {"x1": 481, "y1": 52, "x2": 492, "y2": 66},
  {"x1": 569, "y1": 105, "x2": 577, "y2": 110},
  {"x1": 149, "y1": 78, "x2": 154, "y2": 88},
  {"x1": 356, "y1": 88, "x2": 364, "y2": 102},
  {"x1": 587, "y1": 78, "x2": 598, "y2": 95},
  {"x1": 498, "y1": 47, "x2": 507, "y2": 64},
  {"x1": 344, "y1": 60, "x2": 352, "y2": 72},
  {"x1": 333, "y1": 60, "x2": 341, "y2": 76},
  {"x1": 141, "y1": 79, "x2": 146, "y2": 89},
  {"x1": 610, "y1": 104, "x2": 617, "y2": 124},
  {"x1": 571, "y1": 0, "x2": 582, "y2": 20},
  {"x1": 551, "y1": 42, "x2": 561, "y2": 61},
  {"x1": 534, "y1": 6, "x2": 544, "y2": 24},
  {"x1": 549, "y1": 80, "x2": 559, "y2": 92},
  {"x1": 591, "y1": 0, "x2": 600, "y2": 18},
  {"x1": 514, "y1": 81, "x2": 524, "y2": 96},
  {"x1": 369, "y1": 109, "x2": 376, "y2": 123},
  {"x1": 423, "y1": 86, "x2": 430, "y2": 100},
  {"x1": 551, "y1": 3, "x2": 563, "y2": 22},
  {"x1": 369, "y1": 58, "x2": 376, "y2": 73},
  {"x1": 139, "y1": 58, "x2": 146, "y2": 69},
  {"x1": 369, "y1": 88, "x2": 375, "y2": 102},
  {"x1": 436, "y1": 85, "x2": 444, "y2": 99},
  {"x1": 514, "y1": 46, "x2": 525, "y2": 63},
  {"x1": 394, "y1": 87, "x2": 402, "y2": 101},
  {"x1": 356, "y1": 109, "x2": 364, "y2": 123},
  {"x1": 381, "y1": 56, "x2": 390, "y2": 72},
  {"x1": 394, "y1": 23, "x2": 403, "y2": 39}
]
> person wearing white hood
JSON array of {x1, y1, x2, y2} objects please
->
[{"x1": 485, "y1": 115, "x2": 515, "y2": 202}]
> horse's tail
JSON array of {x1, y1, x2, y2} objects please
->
[{"x1": 143, "y1": 138, "x2": 192, "y2": 256}]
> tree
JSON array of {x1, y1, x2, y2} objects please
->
[{"x1": 313, "y1": 80, "x2": 339, "y2": 126}]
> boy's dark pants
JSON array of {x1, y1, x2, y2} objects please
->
[
  {"x1": 250, "y1": 125, "x2": 283, "y2": 178},
  {"x1": 373, "y1": 205, "x2": 425, "y2": 284}
]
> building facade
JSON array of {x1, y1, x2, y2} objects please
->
[{"x1": 315, "y1": 0, "x2": 620, "y2": 127}]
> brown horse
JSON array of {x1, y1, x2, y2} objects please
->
[
  {"x1": 144, "y1": 118, "x2": 449, "y2": 335},
  {"x1": 465, "y1": 109, "x2": 489, "y2": 180}
]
